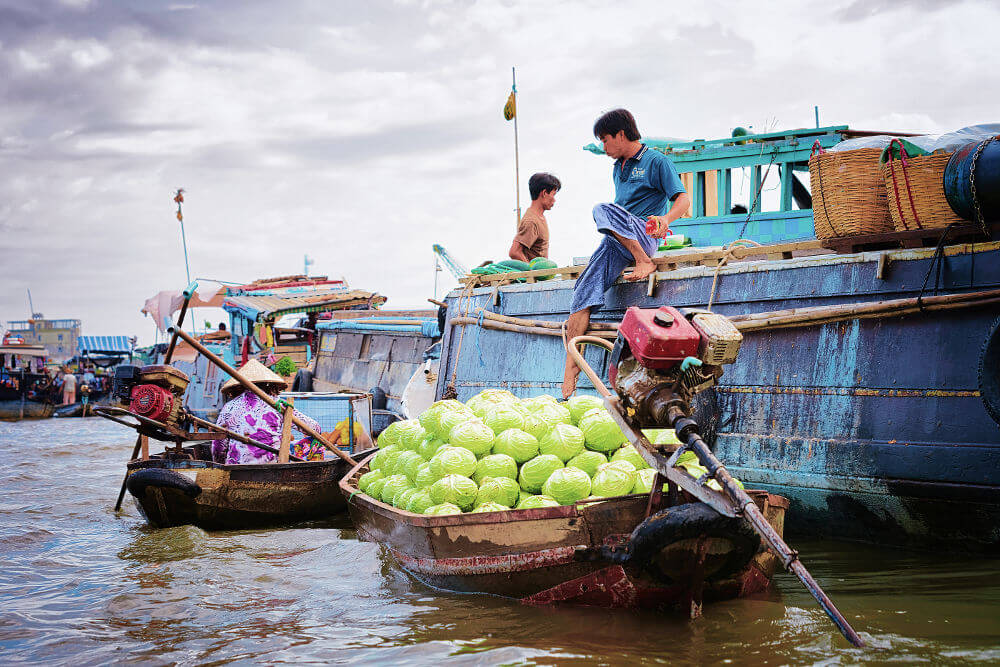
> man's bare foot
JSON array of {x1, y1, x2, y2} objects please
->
[
  {"x1": 625, "y1": 258, "x2": 656, "y2": 281},
  {"x1": 561, "y1": 365, "x2": 580, "y2": 400}
]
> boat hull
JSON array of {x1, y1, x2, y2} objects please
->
[
  {"x1": 341, "y1": 459, "x2": 788, "y2": 611},
  {"x1": 0, "y1": 400, "x2": 55, "y2": 421},
  {"x1": 436, "y1": 242, "x2": 1000, "y2": 552},
  {"x1": 126, "y1": 447, "x2": 375, "y2": 530}
]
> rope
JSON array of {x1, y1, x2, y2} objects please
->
[
  {"x1": 443, "y1": 282, "x2": 477, "y2": 399},
  {"x1": 737, "y1": 146, "x2": 779, "y2": 240},
  {"x1": 706, "y1": 239, "x2": 762, "y2": 311},
  {"x1": 810, "y1": 140, "x2": 842, "y2": 238},
  {"x1": 886, "y1": 138, "x2": 921, "y2": 230},
  {"x1": 916, "y1": 223, "x2": 960, "y2": 312}
]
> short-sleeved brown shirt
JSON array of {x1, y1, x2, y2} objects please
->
[{"x1": 512, "y1": 210, "x2": 549, "y2": 260}]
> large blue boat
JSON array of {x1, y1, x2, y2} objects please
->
[{"x1": 436, "y1": 126, "x2": 1000, "y2": 553}]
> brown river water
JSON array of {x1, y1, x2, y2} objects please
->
[{"x1": 1, "y1": 418, "x2": 998, "y2": 665}]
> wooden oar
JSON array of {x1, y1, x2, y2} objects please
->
[
  {"x1": 168, "y1": 326, "x2": 356, "y2": 466},
  {"x1": 566, "y1": 334, "x2": 866, "y2": 648}
]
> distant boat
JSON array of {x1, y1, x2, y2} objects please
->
[{"x1": 0, "y1": 343, "x2": 55, "y2": 421}]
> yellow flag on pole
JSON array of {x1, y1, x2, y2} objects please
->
[{"x1": 503, "y1": 90, "x2": 516, "y2": 121}]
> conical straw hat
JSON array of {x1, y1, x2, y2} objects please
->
[{"x1": 220, "y1": 358, "x2": 288, "y2": 399}]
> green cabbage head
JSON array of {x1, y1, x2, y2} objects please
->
[
  {"x1": 538, "y1": 423, "x2": 586, "y2": 462},
  {"x1": 396, "y1": 451, "x2": 425, "y2": 482},
  {"x1": 475, "y1": 476, "x2": 520, "y2": 508},
  {"x1": 394, "y1": 487, "x2": 418, "y2": 508},
  {"x1": 520, "y1": 413, "x2": 549, "y2": 440},
  {"x1": 515, "y1": 494, "x2": 560, "y2": 509},
  {"x1": 449, "y1": 420, "x2": 495, "y2": 457},
  {"x1": 473, "y1": 453, "x2": 518, "y2": 483},
  {"x1": 405, "y1": 490, "x2": 435, "y2": 514},
  {"x1": 520, "y1": 394, "x2": 559, "y2": 413},
  {"x1": 535, "y1": 403, "x2": 573, "y2": 428},
  {"x1": 579, "y1": 409, "x2": 626, "y2": 452},
  {"x1": 611, "y1": 445, "x2": 650, "y2": 470},
  {"x1": 437, "y1": 409, "x2": 478, "y2": 440},
  {"x1": 598, "y1": 460, "x2": 637, "y2": 476},
  {"x1": 654, "y1": 429, "x2": 683, "y2": 447},
  {"x1": 429, "y1": 446, "x2": 478, "y2": 478},
  {"x1": 484, "y1": 406, "x2": 525, "y2": 435},
  {"x1": 492, "y1": 428, "x2": 539, "y2": 463},
  {"x1": 366, "y1": 477, "x2": 387, "y2": 500},
  {"x1": 398, "y1": 421, "x2": 428, "y2": 451},
  {"x1": 542, "y1": 466, "x2": 593, "y2": 505},
  {"x1": 518, "y1": 454, "x2": 564, "y2": 493},
  {"x1": 380, "y1": 474, "x2": 413, "y2": 504},
  {"x1": 428, "y1": 474, "x2": 479, "y2": 510},
  {"x1": 471, "y1": 502, "x2": 510, "y2": 513},
  {"x1": 566, "y1": 395, "x2": 605, "y2": 424},
  {"x1": 357, "y1": 469, "x2": 383, "y2": 493},
  {"x1": 369, "y1": 445, "x2": 400, "y2": 473},
  {"x1": 424, "y1": 503, "x2": 463, "y2": 515},
  {"x1": 417, "y1": 435, "x2": 447, "y2": 461},
  {"x1": 466, "y1": 389, "x2": 518, "y2": 417},
  {"x1": 633, "y1": 468, "x2": 657, "y2": 494},
  {"x1": 591, "y1": 466, "x2": 635, "y2": 497},
  {"x1": 566, "y1": 451, "x2": 607, "y2": 478},
  {"x1": 376, "y1": 421, "x2": 404, "y2": 449},
  {"x1": 414, "y1": 462, "x2": 440, "y2": 488}
]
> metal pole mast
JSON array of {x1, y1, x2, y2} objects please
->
[
  {"x1": 512, "y1": 67, "x2": 521, "y2": 228},
  {"x1": 174, "y1": 189, "x2": 191, "y2": 285}
]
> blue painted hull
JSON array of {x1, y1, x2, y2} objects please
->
[{"x1": 437, "y1": 243, "x2": 1000, "y2": 552}]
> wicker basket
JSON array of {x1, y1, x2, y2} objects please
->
[
  {"x1": 881, "y1": 140, "x2": 964, "y2": 231},
  {"x1": 809, "y1": 143, "x2": 893, "y2": 239}
]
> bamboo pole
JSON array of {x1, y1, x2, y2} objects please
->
[
  {"x1": 168, "y1": 326, "x2": 356, "y2": 466},
  {"x1": 731, "y1": 288, "x2": 1000, "y2": 332},
  {"x1": 278, "y1": 400, "x2": 294, "y2": 464},
  {"x1": 449, "y1": 317, "x2": 618, "y2": 339},
  {"x1": 469, "y1": 308, "x2": 619, "y2": 332}
]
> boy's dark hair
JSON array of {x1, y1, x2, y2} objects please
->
[
  {"x1": 528, "y1": 172, "x2": 561, "y2": 200},
  {"x1": 593, "y1": 108, "x2": 640, "y2": 141}
]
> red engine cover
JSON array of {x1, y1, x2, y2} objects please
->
[
  {"x1": 130, "y1": 384, "x2": 175, "y2": 422},
  {"x1": 617, "y1": 306, "x2": 701, "y2": 369}
]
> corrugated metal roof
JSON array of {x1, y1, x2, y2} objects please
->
[
  {"x1": 78, "y1": 335, "x2": 132, "y2": 354},
  {"x1": 223, "y1": 288, "x2": 386, "y2": 322}
]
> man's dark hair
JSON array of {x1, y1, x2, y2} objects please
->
[
  {"x1": 529, "y1": 172, "x2": 561, "y2": 200},
  {"x1": 593, "y1": 108, "x2": 641, "y2": 141}
]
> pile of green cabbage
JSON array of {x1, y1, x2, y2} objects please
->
[{"x1": 356, "y1": 390, "x2": 728, "y2": 515}]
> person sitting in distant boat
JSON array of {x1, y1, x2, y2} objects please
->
[
  {"x1": 218, "y1": 322, "x2": 227, "y2": 331},
  {"x1": 561, "y1": 108, "x2": 691, "y2": 399},
  {"x1": 211, "y1": 359, "x2": 324, "y2": 465},
  {"x1": 509, "y1": 172, "x2": 560, "y2": 262},
  {"x1": 61, "y1": 370, "x2": 77, "y2": 405}
]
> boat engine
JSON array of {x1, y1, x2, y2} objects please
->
[
  {"x1": 609, "y1": 306, "x2": 742, "y2": 428},
  {"x1": 111, "y1": 364, "x2": 190, "y2": 428}
]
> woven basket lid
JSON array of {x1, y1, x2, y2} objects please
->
[{"x1": 220, "y1": 359, "x2": 288, "y2": 399}]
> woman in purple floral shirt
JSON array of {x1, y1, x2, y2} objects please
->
[{"x1": 211, "y1": 360, "x2": 325, "y2": 465}]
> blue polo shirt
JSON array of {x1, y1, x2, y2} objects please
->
[{"x1": 612, "y1": 144, "x2": 685, "y2": 218}]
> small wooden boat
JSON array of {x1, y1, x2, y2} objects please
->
[
  {"x1": 0, "y1": 398, "x2": 55, "y2": 421},
  {"x1": 341, "y1": 454, "x2": 788, "y2": 612},
  {"x1": 126, "y1": 442, "x2": 376, "y2": 530}
]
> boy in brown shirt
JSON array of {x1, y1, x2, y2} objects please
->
[{"x1": 509, "y1": 172, "x2": 561, "y2": 262}]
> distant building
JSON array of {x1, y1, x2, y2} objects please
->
[{"x1": 6, "y1": 318, "x2": 81, "y2": 362}]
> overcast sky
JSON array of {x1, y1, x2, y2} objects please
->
[{"x1": 1, "y1": 0, "x2": 997, "y2": 344}]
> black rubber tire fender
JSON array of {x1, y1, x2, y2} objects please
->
[
  {"x1": 616, "y1": 502, "x2": 760, "y2": 583},
  {"x1": 291, "y1": 369, "x2": 314, "y2": 393},
  {"x1": 126, "y1": 468, "x2": 202, "y2": 499},
  {"x1": 979, "y1": 315, "x2": 1000, "y2": 427}
]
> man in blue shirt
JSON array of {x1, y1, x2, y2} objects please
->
[{"x1": 561, "y1": 108, "x2": 691, "y2": 398}]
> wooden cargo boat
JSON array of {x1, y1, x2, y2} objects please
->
[
  {"x1": 436, "y1": 126, "x2": 1000, "y2": 553},
  {"x1": 0, "y1": 344, "x2": 56, "y2": 421},
  {"x1": 341, "y1": 455, "x2": 788, "y2": 612},
  {"x1": 126, "y1": 442, "x2": 376, "y2": 530}
]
